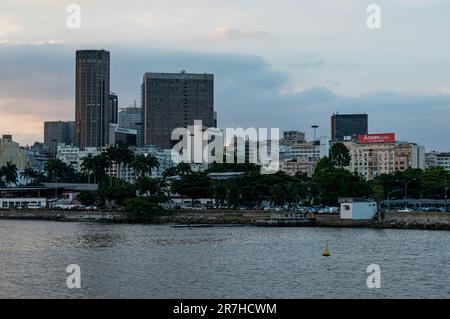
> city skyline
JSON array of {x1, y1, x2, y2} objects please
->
[{"x1": 0, "y1": 0, "x2": 450, "y2": 150}]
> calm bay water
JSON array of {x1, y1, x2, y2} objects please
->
[{"x1": 0, "y1": 220, "x2": 449, "y2": 299}]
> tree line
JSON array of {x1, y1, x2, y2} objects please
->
[{"x1": 1, "y1": 143, "x2": 449, "y2": 217}]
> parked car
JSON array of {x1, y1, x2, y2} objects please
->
[{"x1": 398, "y1": 208, "x2": 414, "y2": 213}]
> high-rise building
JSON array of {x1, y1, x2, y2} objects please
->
[
  {"x1": 119, "y1": 107, "x2": 144, "y2": 146},
  {"x1": 109, "y1": 93, "x2": 118, "y2": 124},
  {"x1": 44, "y1": 121, "x2": 75, "y2": 156},
  {"x1": 75, "y1": 50, "x2": 111, "y2": 149},
  {"x1": 142, "y1": 71, "x2": 214, "y2": 149},
  {"x1": 119, "y1": 107, "x2": 141, "y2": 129},
  {"x1": 331, "y1": 113, "x2": 368, "y2": 141}
]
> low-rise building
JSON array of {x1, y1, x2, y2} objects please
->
[
  {"x1": 279, "y1": 135, "x2": 329, "y2": 177},
  {"x1": 281, "y1": 131, "x2": 306, "y2": 145},
  {"x1": 394, "y1": 142, "x2": 425, "y2": 172},
  {"x1": 281, "y1": 156, "x2": 316, "y2": 176},
  {"x1": 426, "y1": 152, "x2": 450, "y2": 171},
  {"x1": 339, "y1": 198, "x2": 377, "y2": 220}
]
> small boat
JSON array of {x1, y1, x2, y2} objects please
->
[{"x1": 171, "y1": 224, "x2": 213, "y2": 228}]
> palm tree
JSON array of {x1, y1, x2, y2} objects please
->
[
  {"x1": 130, "y1": 154, "x2": 147, "y2": 178},
  {"x1": 81, "y1": 154, "x2": 96, "y2": 184},
  {"x1": 44, "y1": 159, "x2": 66, "y2": 182},
  {"x1": 0, "y1": 162, "x2": 19, "y2": 185},
  {"x1": 144, "y1": 154, "x2": 159, "y2": 177},
  {"x1": 105, "y1": 145, "x2": 134, "y2": 183},
  {"x1": 162, "y1": 166, "x2": 177, "y2": 180},
  {"x1": 175, "y1": 162, "x2": 191, "y2": 176},
  {"x1": 20, "y1": 167, "x2": 38, "y2": 184},
  {"x1": 118, "y1": 147, "x2": 134, "y2": 177},
  {"x1": 105, "y1": 145, "x2": 120, "y2": 176},
  {"x1": 130, "y1": 153, "x2": 159, "y2": 179}
]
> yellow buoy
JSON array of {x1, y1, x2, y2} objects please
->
[{"x1": 322, "y1": 244, "x2": 330, "y2": 257}]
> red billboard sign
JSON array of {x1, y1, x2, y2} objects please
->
[{"x1": 357, "y1": 133, "x2": 395, "y2": 144}]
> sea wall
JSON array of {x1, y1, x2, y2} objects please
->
[
  {"x1": 0, "y1": 209, "x2": 126, "y2": 222},
  {"x1": 378, "y1": 211, "x2": 450, "y2": 230},
  {"x1": 1, "y1": 209, "x2": 450, "y2": 230}
]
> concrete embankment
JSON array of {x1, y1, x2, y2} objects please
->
[
  {"x1": 0, "y1": 209, "x2": 272, "y2": 224},
  {"x1": 0, "y1": 209, "x2": 127, "y2": 222},
  {"x1": 376, "y1": 212, "x2": 450, "y2": 230},
  {"x1": 1, "y1": 209, "x2": 449, "y2": 230}
]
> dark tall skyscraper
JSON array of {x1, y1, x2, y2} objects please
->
[
  {"x1": 44, "y1": 121, "x2": 75, "y2": 156},
  {"x1": 75, "y1": 50, "x2": 110, "y2": 148},
  {"x1": 109, "y1": 93, "x2": 118, "y2": 124},
  {"x1": 142, "y1": 71, "x2": 214, "y2": 149},
  {"x1": 331, "y1": 113, "x2": 368, "y2": 141}
]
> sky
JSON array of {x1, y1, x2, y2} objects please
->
[{"x1": 0, "y1": 0, "x2": 450, "y2": 150}]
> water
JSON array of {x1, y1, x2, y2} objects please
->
[{"x1": 0, "y1": 220, "x2": 449, "y2": 298}]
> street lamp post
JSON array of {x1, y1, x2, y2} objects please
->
[
  {"x1": 396, "y1": 178, "x2": 416, "y2": 209},
  {"x1": 387, "y1": 190, "x2": 398, "y2": 211},
  {"x1": 404, "y1": 178, "x2": 416, "y2": 209}
]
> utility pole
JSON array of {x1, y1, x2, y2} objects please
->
[{"x1": 311, "y1": 125, "x2": 319, "y2": 162}]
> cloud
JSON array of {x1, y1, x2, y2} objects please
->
[
  {"x1": 34, "y1": 40, "x2": 64, "y2": 45},
  {"x1": 203, "y1": 26, "x2": 269, "y2": 41},
  {"x1": 0, "y1": 15, "x2": 22, "y2": 37},
  {"x1": 1, "y1": 43, "x2": 450, "y2": 151},
  {"x1": 279, "y1": 83, "x2": 307, "y2": 96},
  {"x1": 437, "y1": 85, "x2": 450, "y2": 95}
]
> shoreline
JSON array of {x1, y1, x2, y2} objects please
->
[{"x1": 1, "y1": 209, "x2": 450, "y2": 231}]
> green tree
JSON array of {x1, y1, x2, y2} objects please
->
[
  {"x1": 310, "y1": 156, "x2": 368, "y2": 205},
  {"x1": 99, "y1": 181, "x2": 137, "y2": 207},
  {"x1": 422, "y1": 167, "x2": 449, "y2": 199},
  {"x1": 124, "y1": 196, "x2": 167, "y2": 222},
  {"x1": 130, "y1": 154, "x2": 159, "y2": 178},
  {"x1": 175, "y1": 162, "x2": 192, "y2": 176},
  {"x1": 0, "y1": 162, "x2": 18, "y2": 185},
  {"x1": 372, "y1": 182, "x2": 384, "y2": 221},
  {"x1": 329, "y1": 143, "x2": 351, "y2": 168},
  {"x1": 171, "y1": 172, "x2": 212, "y2": 206},
  {"x1": 20, "y1": 167, "x2": 45, "y2": 184},
  {"x1": 44, "y1": 159, "x2": 77, "y2": 183},
  {"x1": 135, "y1": 176, "x2": 161, "y2": 196},
  {"x1": 76, "y1": 191, "x2": 96, "y2": 206}
]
